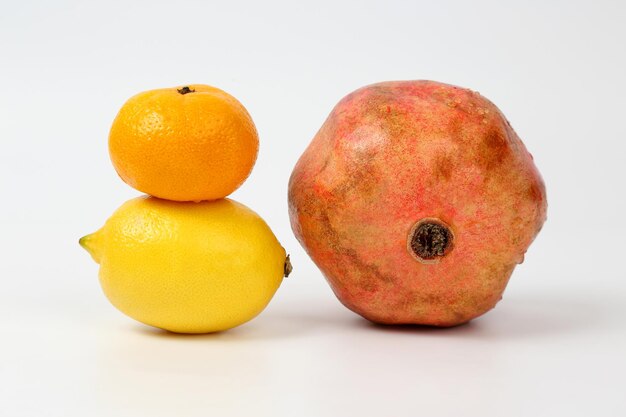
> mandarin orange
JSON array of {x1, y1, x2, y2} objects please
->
[{"x1": 109, "y1": 84, "x2": 259, "y2": 201}]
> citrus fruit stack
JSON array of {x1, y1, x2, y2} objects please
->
[{"x1": 80, "y1": 85, "x2": 291, "y2": 334}]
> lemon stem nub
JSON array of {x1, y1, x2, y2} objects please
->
[{"x1": 284, "y1": 254, "x2": 293, "y2": 278}]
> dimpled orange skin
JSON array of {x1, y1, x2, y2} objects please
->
[
  {"x1": 288, "y1": 81, "x2": 547, "y2": 327},
  {"x1": 109, "y1": 85, "x2": 259, "y2": 202}
]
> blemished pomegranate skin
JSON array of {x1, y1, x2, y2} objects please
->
[{"x1": 288, "y1": 81, "x2": 547, "y2": 326}]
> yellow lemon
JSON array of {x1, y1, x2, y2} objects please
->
[{"x1": 80, "y1": 196, "x2": 291, "y2": 333}]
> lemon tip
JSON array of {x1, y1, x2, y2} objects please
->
[
  {"x1": 79, "y1": 233, "x2": 101, "y2": 263},
  {"x1": 78, "y1": 234, "x2": 89, "y2": 249}
]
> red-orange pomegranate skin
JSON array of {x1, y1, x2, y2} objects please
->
[{"x1": 288, "y1": 81, "x2": 547, "y2": 326}]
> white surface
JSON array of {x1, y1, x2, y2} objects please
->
[{"x1": 1, "y1": 1, "x2": 625, "y2": 416}]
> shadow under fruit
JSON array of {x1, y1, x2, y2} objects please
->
[{"x1": 288, "y1": 80, "x2": 547, "y2": 327}]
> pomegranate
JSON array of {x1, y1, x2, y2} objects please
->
[{"x1": 288, "y1": 81, "x2": 547, "y2": 326}]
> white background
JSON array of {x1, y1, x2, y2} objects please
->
[{"x1": 1, "y1": 1, "x2": 625, "y2": 416}]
